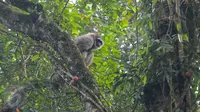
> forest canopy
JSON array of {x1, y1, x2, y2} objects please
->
[{"x1": 0, "y1": 0, "x2": 200, "y2": 112}]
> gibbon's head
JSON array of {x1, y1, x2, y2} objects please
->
[
  {"x1": 88, "y1": 33, "x2": 104, "y2": 50},
  {"x1": 96, "y1": 38, "x2": 104, "y2": 48}
]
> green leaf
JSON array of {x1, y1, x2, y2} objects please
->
[
  {"x1": 132, "y1": 7, "x2": 136, "y2": 12},
  {"x1": 149, "y1": 21, "x2": 152, "y2": 30},
  {"x1": 122, "y1": 11, "x2": 128, "y2": 16},
  {"x1": 153, "y1": 0, "x2": 158, "y2": 6},
  {"x1": 32, "y1": 54, "x2": 40, "y2": 61},
  {"x1": 182, "y1": 34, "x2": 188, "y2": 41},
  {"x1": 176, "y1": 23, "x2": 181, "y2": 31},
  {"x1": 72, "y1": 27, "x2": 79, "y2": 35},
  {"x1": 143, "y1": 76, "x2": 147, "y2": 84},
  {"x1": 122, "y1": 18, "x2": 129, "y2": 28},
  {"x1": 0, "y1": 60, "x2": 5, "y2": 64},
  {"x1": 5, "y1": 41, "x2": 12, "y2": 50}
]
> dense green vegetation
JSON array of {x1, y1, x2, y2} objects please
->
[{"x1": 1, "y1": 0, "x2": 200, "y2": 111}]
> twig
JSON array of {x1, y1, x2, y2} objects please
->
[{"x1": 58, "y1": 0, "x2": 70, "y2": 23}]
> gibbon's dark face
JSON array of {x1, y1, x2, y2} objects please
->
[{"x1": 96, "y1": 39, "x2": 103, "y2": 47}]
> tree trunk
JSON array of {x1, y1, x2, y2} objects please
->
[{"x1": 143, "y1": 0, "x2": 196, "y2": 111}]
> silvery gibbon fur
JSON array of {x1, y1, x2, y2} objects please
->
[{"x1": 74, "y1": 33, "x2": 104, "y2": 66}]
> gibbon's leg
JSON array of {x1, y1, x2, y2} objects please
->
[
  {"x1": 85, "y1": 52, "x2": 94, "y2": 66},
  {"x1": 82, "y1": 51, "x2": 88, "y2": 59}
]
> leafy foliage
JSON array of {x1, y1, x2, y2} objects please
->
[{"x1": 1, "y1": 0, "x2": 200, "y2": 111}]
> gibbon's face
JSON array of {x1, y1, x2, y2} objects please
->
[{"x1": 96, "y1": 39, "x2": 103, "y2": 47}]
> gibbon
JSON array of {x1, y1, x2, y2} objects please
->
[{"x1": 74, "y1": 33, "x2": 104, "y2": 66}]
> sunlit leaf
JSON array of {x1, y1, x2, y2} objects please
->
[
  {"x1": 5, "y1": 41, "x2": 12, "y2": 50},
  {"x1": 143, "y1": 76, "x2": 147, "y2": 84},
  {"x1": 132, "y1": 7, "x2": 136, "y2": 12},
  {"x1": 182, "y1": 34, "x2": 188, "y2": 41},
  {"x1": 149, "y1": 21, "x2": 152, "y2": 30},
  {"x1": 176, "y1": 23, "x2": 181, "y2": 31},
  {"x1": 32, "y1": 54, "x2": 40, "y2": 61},
  {"x1": 128, "y1": 0, "x2": 132, "y2": 4},
  {"x1": 153, "y1": 0, "x2": 158, "y2": 6},
  {"x1": 122, "y1": 18, "x2": 129, "y2": 28}
]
